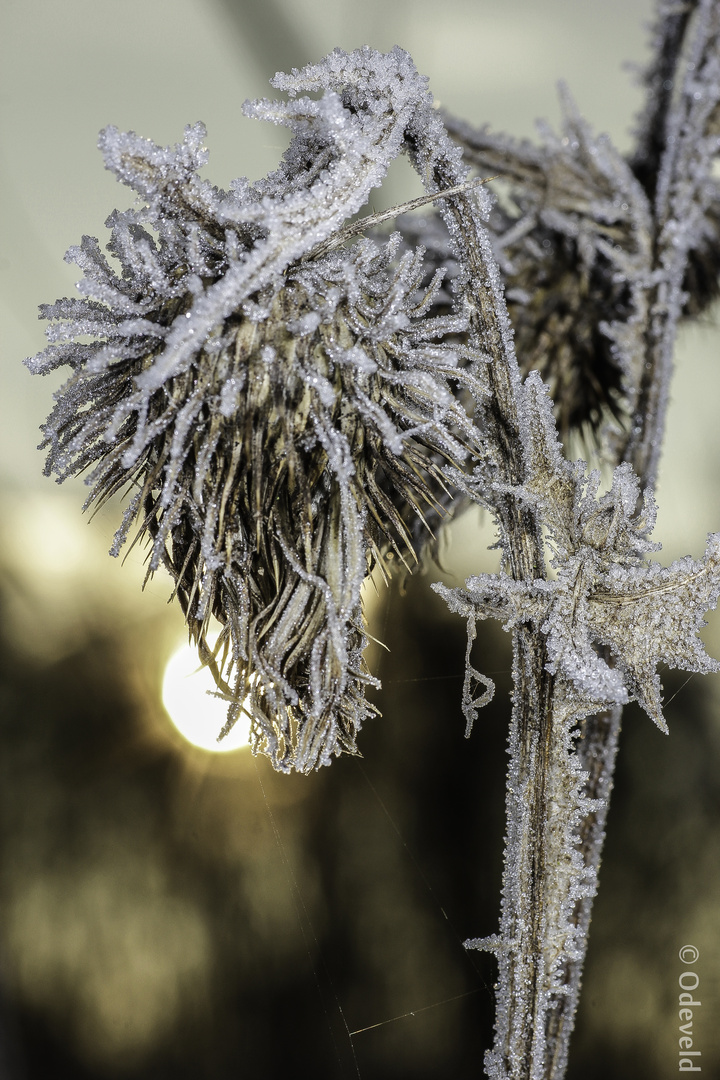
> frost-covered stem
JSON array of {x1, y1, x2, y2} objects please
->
[
  {"x1": 430, "y1": 182, "x2": 545, "y2": 581},
  {"x1": 435, "y1": 186, "x2": 599, "y2": 1079},
  {"x1": 481, "y1": 668, "x2": 619, "y2": 1080},
  {"x1": 435, "y1": 190, "x2": 595, "y2": 1080},
  {"x1": 538, "y1": 703, "x2": 623, "y2": 1080},
  {"x1": 426, "y1": 178, "x2": 601, "y2": 1079},
  {"x1": 483, "y1": 632, "x2": 555, "y2": 1079},
  {"x1": 432, "y1": 184, "x2": 578, "y2": 1079},
  {"x1": 435, "y1": 10, "x2": 720, "y2": 1073},
  {"x1": 548, "y1": 7, "x2": 720, "y2": 1063},
  {"x1": 566, "y1": 707, "x2": 623, "y2": 950},
  {"x1": 497, "y1": 9, "x2": 720, "y2": 1075},
  {"x1": 623, "y1": 0, "x2": 720, "y2": 487},
  {"x1": 629, "y1": 0, "x2": 697, "y2": 200}
]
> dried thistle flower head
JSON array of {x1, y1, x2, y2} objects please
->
[
  {"x1": 27, "y1": 47, "x2": 484, "y2": 772},
  {"x1": 444, "y1": 85, "x2": 653, "y2": 446}
]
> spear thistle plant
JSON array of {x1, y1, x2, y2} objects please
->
[{"x1": 25, "y1": 3, "x2": 720, "y2": 1077}]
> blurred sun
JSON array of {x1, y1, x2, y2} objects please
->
[{"x1": 162, "y1": 638, "x2": 251, "y2": 753}]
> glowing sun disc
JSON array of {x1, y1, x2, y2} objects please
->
[{"x1": 162, "y1": 639, "x2": 251, "y2": 753}]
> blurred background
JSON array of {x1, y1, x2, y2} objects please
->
[{"x1": 1, "y1": 0, "x2": 720, "y2": 1077}]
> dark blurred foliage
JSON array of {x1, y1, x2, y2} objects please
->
[{"x1": 0, "y1": 550, "x2": 718, "y2": 1079}]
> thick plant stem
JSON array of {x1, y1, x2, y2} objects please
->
[
  {"x1": 541, "y1": 705, "x2": 623, "y2": 1080},
  {"x1": 482, "y1": 629, "x2": 555, "y2": 1079},
  {"x1": 475, "y1": 8, "x2": 720, "y2": 1074},
  {"x1": 532, "y1": 14, "x2": 720, "y2": 1072},
  {"x1": 478, "y1": 656, "x2": 620, "y2": 1080}
]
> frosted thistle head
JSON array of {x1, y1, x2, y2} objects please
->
[
  {"x1": 26, "y1": 47, "x2": 484, "y2": 772},
  {"x1": 443, "y1": 84, "x2": 655, "y2": 447}
]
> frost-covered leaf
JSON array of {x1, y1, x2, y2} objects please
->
[
  {"x1": 440, "y1": 372, "x2": 720, "y2": 732},
  {"x1": 523, "y1": 372, "x2": 658, "y2": 564},
  {"x1": 588, "y1": 536, "x2": 720, "y2": 730}
]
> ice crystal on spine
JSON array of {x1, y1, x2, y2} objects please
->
[{"x1": 27, "y1": 47, "x2": 484, "y2": 773}]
